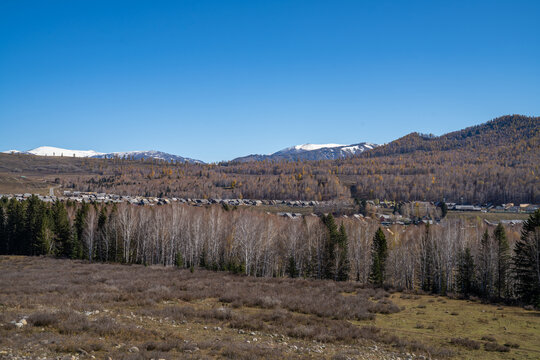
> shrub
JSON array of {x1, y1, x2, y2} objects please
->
[
  {"x1": 450, "y1": 337, "x2": 481, "y2": 350},
  {"x1": 481, "y1": 335, "x2": 496, "y2": 342},
  {"x1": 504, "y1": 342, "x2": 520, "y2": 348},
  {"x1": 57, "y1": 312, "x2": 90, "y2": 334},
  {"x1": 484, "y1": 342, "x2": 510, "y2": 352},
  {"x1": 28, "y1": 311, "x2": 59, "y2": 327}
]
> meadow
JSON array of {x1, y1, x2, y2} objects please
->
[{"x1": 1, "y1": 256, "x2": 538, "y2": 359}]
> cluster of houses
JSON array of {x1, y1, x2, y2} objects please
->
[
  {"x1": 2, "y1": 192, "x2": 537, "y2": 226},
  {"x1": 0, "y1": 191, "x2": 322, "y2": 209},
  {"x1": 446, "y1": 202, "x2": 539, "y2": 213},
  {"x1": 375, "y1": 213, "x2": 433, "y2": 226}
]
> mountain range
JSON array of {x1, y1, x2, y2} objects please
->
[
  {"x1": 1, "y1": 147, "x2": 203, "y2": 164},
  {"x1": 232, "y1": 143, "x2": 377, "y2": 162},
  {"x1": 2, "y1": 143, "x2": 377, "y2": 163}
]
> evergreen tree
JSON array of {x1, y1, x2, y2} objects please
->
[
  {"x1": 336, "y1": 224, "x2": 350, "y2": 281},
  {"x1": 286, "y1": 254, "x2": 298, "y2": 278},
  {"x1": 52, "y1": 201, "x2": 73, "y2": 258},
  {"x1": 513, "y1": 210, "x2": 540, "y2": 307},
  {"x1": 457, "y1": 247, "x2": 476, "y2": 298},
  {"x1": 0, "y1": 203, "x2": 6, "y2": 254},
  {"x1": 478, "y1": 229, "x2": 493, "y2": 298},
  {"x1": 358, "y1": 199, "x2": 367, "y2": 216},
  {"x1": 440, "y1": 201, "x2": 448, "y2": 218},
  {"x1": 369, "y1": 227, "x2": 388, "y2": 286},
  {"x1": 96, "y1": 206, "x2": 108, "y2": 261},
  {"x1": 494, "y1": 223, "x2": 510, "y2": 299},
  {"x1": 73, "y1": 202, "x2": 89, "y2": 259},
  {"x1": 6, "y1": 198, "x2": 25, "y2": 255},
  {"x1": 25, "y1": 195, "x2": 50, "y2": 255},
  {"x1": 321, "y1": 214, "x2": 338, "y2": 280}
]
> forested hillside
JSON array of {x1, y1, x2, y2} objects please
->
[
  {"x1": 0, "y1": 115, "x2": 538, "y2": 204},
  {"x1": 366, "y1": 115, "x2": 537, "y2": 155}
]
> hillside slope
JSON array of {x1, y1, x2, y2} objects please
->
[
  {"x1": 0, "y1": 115, "x2": 537, "y2": 203},
  {"x1": 364, "y1": 115, "x2": 538, "y2": 157}
]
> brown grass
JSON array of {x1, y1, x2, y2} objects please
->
[{"x1": 0, "y1": 256, "x2": 459, "y2": 359}]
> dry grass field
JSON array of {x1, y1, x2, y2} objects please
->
[
  {"x1": 0, "y1": 256, "x2": 538, "y2": 360},
  {"x1": 0, "y1": 173, "x2": 52, "y2": 196}
]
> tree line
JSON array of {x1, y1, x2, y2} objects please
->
[{"x1": 1, "y1": 196, "x2": 539, "y2": 307}]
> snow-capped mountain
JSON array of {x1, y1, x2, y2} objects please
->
[
  {"x1": 233, "y1": 142, "x2": 377, "y2": 162},
  {"x1": 2, "y1": 147, "x2": 204, "y2": 163},
  {"x1": 3, "y1": 142, "x2": 376, "y2": 163},
  {"x1": 93, "y1": 150, "x2": 203, "y2": 164},
  {"x1": 3, "y1": 146, "x2": 105, "y2": 157},
  {"x1": 284, "y1": 144, "x2": 346, "y2": 152}
]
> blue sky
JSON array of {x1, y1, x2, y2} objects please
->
[{"x1": 1, "y1": 1, "x2": 539, "y2": 162}]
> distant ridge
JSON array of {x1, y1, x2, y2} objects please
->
[
  {"x1": 233, "y1": 142, "x2": 377, "y2": 162},
  {"x1": 2, "y1": 146, "x2": 104, "y2": 158},
  {"x1": 93, "y1": 150, "x2": 203, "y2": 164},
  {"x1": 2, "y1": 146, "x2": 204, "y2": 164},
  {"x1": 362, "y1": 114, "x2": 539, "y2": 157}
]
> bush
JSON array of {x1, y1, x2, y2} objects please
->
[
  {"x1": 450, "y1": 337, "x2": 481, "y2": 350},
  {"x1": 28, "y1": 311, "x2": 59, "y2": 327},
  {"x1": 504, "y1": 342, "x2": 520, "y2": 348},
  {"x1": 484, "y1": 342, "x2": 510, "y2": 352}
]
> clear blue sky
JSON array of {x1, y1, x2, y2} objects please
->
[{"x1": 1, "y1": 1, "x2": 539, "y2": 162}]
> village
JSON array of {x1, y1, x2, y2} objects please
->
[{"x1": 1, "y1": 190, "x2": 536, "y2": 226}]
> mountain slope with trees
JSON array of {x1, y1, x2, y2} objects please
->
[{"x1": 0, "y1": 115, "x2": 537, "y2": 204}]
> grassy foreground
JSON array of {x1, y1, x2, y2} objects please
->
[{"x1": 0, "y1": 256, "x2": 538, "y2": 359}]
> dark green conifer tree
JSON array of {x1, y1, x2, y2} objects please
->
[
  {"x1": 52, "y1": 201, "x2": 74, "y2": 258},
  {"x1": 73, "y1": 202, "x2": 89, "y2": 259},
  {"x1": 513, "y1": 210, "x2": 540, "y2": 307},
  {"x1": 286, "y1": 254, "x2": 298, "y2": 278},
  {"x1": 440, "y1": 202, "x2": 448, "y2": 218},
  {"x1": 457, "y1": 247, "x2": 476, "y2": 298},
  {"x1": 494, "y1": 223, "x2": 510, "y2": 299},
  {"x1": 369, "y1": 228, "x2": 388, "y2": 286},
  {"x1": 478, "y1": 229, "x2": 493, "y2": 298},
  {"x1": 321, "y1": 214, "x2": 338, "y2": 280},
  {"x1": 336, "y1": 224, "x2": 350, "y2": 281},
  {"x1": 6, "y1": 198, "x2": 25, "y2": 255},
  {"x1": 0, "y1": 203, "x2": 6, "y2": 254},
  {"x1": 25, "y1": 195, "x2": 50, "y2": 255}
]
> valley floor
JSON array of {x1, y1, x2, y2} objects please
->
[{"x1": 0, "y1": 257, "x2": 538, "y2": 359}]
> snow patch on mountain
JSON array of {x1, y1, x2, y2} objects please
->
[
  {"x1": 94, "y1": 150, "x2": 204, "y2": 164},
  {"x1": 5, "y1": 146, "x2": 105, "y2": 157},
  {"x1": 291, "y1": 143, "x2": 345, "y2": 152},
  {"x1": 2, "y1": 147, "x2": 204, "y2": 163},
  {"x1": 234, "y1": 142, "x2": 378, "y2": 162}
]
